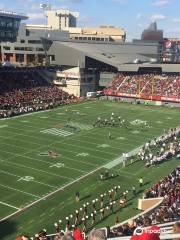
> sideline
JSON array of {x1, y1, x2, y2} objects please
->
[
  {"x1": 0, "y1": 101, "x2": 96, "y2": 121},
  {"x1": 0, "y1": 165, "x2": 103, "y2": 222}
]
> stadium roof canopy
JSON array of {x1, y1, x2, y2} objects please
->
[
  {"x1": 0, "y1": 10, "x2": 28, "y2": 20},
  {"x1": 47, "y1": 40, "x2": 160, "y2": 71}
]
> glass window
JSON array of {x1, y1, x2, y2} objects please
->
[
  {"x1": 14, "y1": 20, "x2": 20, "y2": 28},
  {"x1": 28, "y1": 40, "x2": 41, "y2": 44},
  {"x1": 0, "y1": 19, "x2": 6, "y2": 27},
  {"x1": 3, "y1": 46, "x2": 10, "y2": 50},
  {"x1": 36, "y1": 48, "x2": 44, "y2": 51},
  {"x1": 0, "y1": 31, "x2": 5, "y2": 37},
  {"x1": 6, "y1": 20, "x2": 13, "y2": 27},
  {"x1": 26, "y1": 29, "x2": 30, "y2": 36}
]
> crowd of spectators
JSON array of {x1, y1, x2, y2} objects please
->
[
  {"x1": 0, "y1": 68, "x2": 77, "y2": 118},
  {"x1": 104, "y1": 73, "x2": 180, "y2": 100},
  {"x1": 137, "y1": 127, "x2": 180, "y2": 166},
  {"x1": 110, "y1": 167, "x2": 180, "y2": 238}
]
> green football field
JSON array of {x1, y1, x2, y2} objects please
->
[{"x1": 0, "y1": 100, "x2": 179, "y2": 240}]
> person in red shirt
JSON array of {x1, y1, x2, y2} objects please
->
[{"x1": 73, "y1": 227, "x2": 84, "y2": 240}]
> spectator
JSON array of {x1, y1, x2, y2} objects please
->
[{"x1": 88, "y1": 229, "x2": 106, "y2": 240}]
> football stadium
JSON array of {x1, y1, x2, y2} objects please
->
[{"x1": 0, "y1": 3, "x2": 179, "y2": 240}]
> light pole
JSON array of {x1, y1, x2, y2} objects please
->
[{"x1": 40, "y1": 2, "x2": 51, "y2": 66}]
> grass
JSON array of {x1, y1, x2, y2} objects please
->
[{"x1": 0, "y1": 100, "x2": 179, "y2": 240}]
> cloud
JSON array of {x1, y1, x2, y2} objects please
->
[
  {"x1": 165, "y1": 28, "x2": 180, "y2": 34},
  {"x1": 137, "y1": 23, "x2": 145, "y2": 28},
  {"x1": 79, "y1": 16, "x2": 93, "y2": 24},
  {"x1": 59, "y1": 0, "x2": 83, "y2": 3},
  {"x1": 28, "y1": 12, "x2": 44, "y2": 20},
  {"x1": 173, "y1": 18, "x2": 180, "y2": 23},
  {"x1": 151, "y1": 0, "x2": 171, "y2": 7},
  {"x1": 0, "y1": 3, "x2": 5, "y2": 9},
  {"x1": 137, "y1": 13, "x2": 142, "y2": 19},
  {"x1": 151, "y1": 14, "x2": 167, "y2": 21},
  {"x1": 112, "y1": 0, "x2": 129, "y2": 4}
]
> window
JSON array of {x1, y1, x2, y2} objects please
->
[
  {"x1": 21, "y1": 39, "x2": 25, "y2": 43},
  {"x1": 0, "y1": 31, "x2": 5, "y2": 37},
  {"x1": 14, "y1": 47, "x2": 34, "y2": 51},
  {"x1": 5, "y1": 32, "x2": 13, "y2": 38},
  {"x1": 15, "y1": 47, "x2": 25, "y2": 51},
  {"x1": 14, "y1": 20, "x2": 20, "y2": 28},
  {"x1": 36, "y1": 48, "x2": 44, "y2": 51},
  {"x1": 26, "y1": 29, "x2": 30, "y2": 36},
  {"x1": 14, "y1": 47, "x2": 24, "y2": 51},
  {"x1": 49, "y1": 55, "x2": 55, "y2": 61},
  {"x1": 0, "y1": 19, "x2": 6, "y2": 27},
  {"x1": 3, "y1": 46, "x2": 10, "y2": 50},
  {"x1": 28, "y1": 40, "x2": 41, "y2": 44},
  {"x1": 25, "y1": 47, "x2": 33, "y2": 51},
  {"x1": 6, "y1": 20, "x2": 13, "y2": 28}
]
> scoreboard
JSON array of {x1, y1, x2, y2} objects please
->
[{"x1": 162, "y1": 39, "x2": 180, "y2": 63}]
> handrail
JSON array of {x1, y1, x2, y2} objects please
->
[{"x1": 0, "y1": 10, "x2": 26, "y2": 16}]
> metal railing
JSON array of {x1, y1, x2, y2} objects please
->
[{"x1": 0, "y1": 10, "x2": 28, "y2": 19}]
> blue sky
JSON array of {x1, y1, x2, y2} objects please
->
[{"x1": 1, "y1": 0, "x2": 180, "y2": 40}]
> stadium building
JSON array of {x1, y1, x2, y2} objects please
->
[
  {"x1": 0, "y1": 10, "x2": 28, "y2": 64},
  {"x1": 0, "y1": 8, "x2": 180, "y2": 98},
  {"x1": 0, "y1": 8, "x2": 179, "y2": 240}
]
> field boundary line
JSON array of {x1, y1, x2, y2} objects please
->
[
  {"x1": 0, "y1": 168, "x2": 59, "y2": 190},
  {"x1": 104, "y1": 145, "x2": 142, "y2": 169},
  {"x1": 0, "y1": 101, "x2": 96, "y2": 121},
  {"x1": 0, "y1": 165, "x2": 103, "y2": 222},
  {"x1": 0, "y1": 201, "x2": 20, "y2": 210}
]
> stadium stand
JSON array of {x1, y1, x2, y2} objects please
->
[
  {"x1": 0, "y1": 68, "x2": 77, "y2": 118},
  {"x1": 107, "y1": 167, "x2": 179, "y2": 238},
  {"x1": 104, "y1": 74, "x2": 180, "y2": 102}
]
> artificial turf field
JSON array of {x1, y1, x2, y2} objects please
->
[{"x1": 0, "y1": 100, "x2": 179, "y2": 239}]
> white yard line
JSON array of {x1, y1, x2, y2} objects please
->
[
  {"x1": 0, "y1": 109, "x2": 51, "y2": 121},
  {"x1": 0, "y1": 183, "x2": 39, "y2": 198},
  {"x1": 0, "y1": 165, "x2": 103, "y2": 222},
  {"x1": 0, "y1": 136, "x2": 98, "y2": 167},
  {"x1": 0, "y1": 168, "x2": 59, "y2": 189},
  {"x1": 0, "y1": 201, "x2": 20, "y2": 210},
  {"x1": 0, "y1": 132, "x2": 109, "y2": 163},
  {"x1": 0, "y1": 148, "x2": 87, "y2": 175},
  {"x1": 0, "y1": 130, "x2": 117, "y2": 156},
  {"x1": 0, "y1": 155, "x2": 86, "y2": 175},
  {"x1": 0, "y1": 101, "x2": 96, "y2": 121}
]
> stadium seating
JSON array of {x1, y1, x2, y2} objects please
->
[
  {"x1": 0, "y1": 68, "x2": 76, "y2": 118},
  {"x1": 104, "y1": 74, "x2": 180, "y2": 102},
  {"x1": 108, "y1": 167, "x2": 179, "y2": 239}
]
